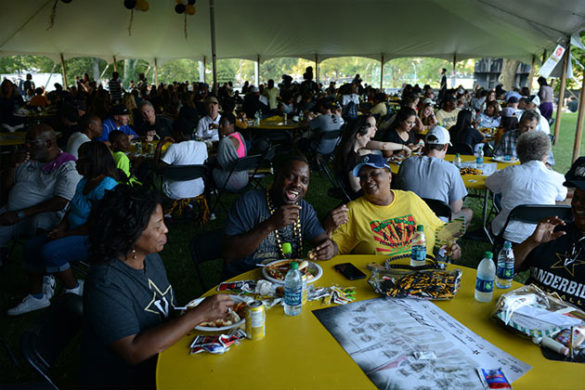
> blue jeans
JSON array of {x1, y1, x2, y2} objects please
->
[{"x1": 23, "y1": 234, "x2": 89, "y2": 273}]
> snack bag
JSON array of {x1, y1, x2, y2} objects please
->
[{"x1": 367, "y1": 261, "x2": 462, "y2": 300}]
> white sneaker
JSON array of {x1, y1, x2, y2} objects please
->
[
  {"x1": 7, "y1": 294, "x2": 50, "y2": 316},
  {"x1": 66, "y1": 279, "x2": 84, "y2": 296},
  {"x1": 42, "y1": 275, "x2": 56, "y2": 300}
]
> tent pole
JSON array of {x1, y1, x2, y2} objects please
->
[
  {"x1": 255, "y1": 55, "x2": 260, "y2": 86},
  {"x1": 203, "y1": 57, "x2": 207, "y2": 83},
  {"x1": 154, "y1": 58, "x2": 159, "y2": 86},
  {"x1": 380, "y1": 55, "x2": 384, "y2": 89},
  {"x1": 553, "y1": 37, "x2": 571, "y2": 145},
  {"x1": 113, "y1": 56, "x2": 117, "y2": 73},
  {"x1": 572, "y1": 65, "x2": 585, "y2": 161},
  {"x1": 315, "y1": 54, "x2": 319, "y2": 84},
  {"x1": 209, "y1": 0, "x2": 218, "y2": 94},
  {"x1": 452, "y1": 54, "x2": 456, "y2": 87},
  {"x1": 527, "y1": 55, "x2": 535, "y2": 93},
  {"x1": 99, "y1": 64, "x2": 110, "y2": 83},
  {"x1": 44, "y1": 62, "x2": 57, "y2": 90},
  {"x1": 60, "y1": 53, "x2": 68, "y2": 89}
]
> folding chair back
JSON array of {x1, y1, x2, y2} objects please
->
[
  {"x1": 493, "y1": 204, "x2": 573, "y2": 249},
  {"x1": 448, "y1": 142, "x2": 474, "y2": 156},
  {"x1": 159, "y1": 164, "x2": 208, "y2": 182},
  {"x1": 422, "y1": 198, "x2": 452, "y2": 221}
]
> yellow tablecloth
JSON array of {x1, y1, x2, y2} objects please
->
[
  {"x1": 247, "y1": 115, "x2": 301, "y2": 131},
  {"x1": 156, "y1": 255, "x2": 583, "y2": 389},
  {"x1": 0, "y1": 131, "x2": 26, "y2": 146},
  {"x1": 390, "y1": 154, "x2": 518, "y2": 190}
]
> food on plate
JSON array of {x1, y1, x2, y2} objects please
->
[
  {"x1": 265, "y1": 259, "x2": 318, "y2": 281},
  {"x1": 196, "y1": 301, "x2": 248, "y2": 328},
  {"x1": 460, "y1": 167, "x2": 482, "y2": 175}
]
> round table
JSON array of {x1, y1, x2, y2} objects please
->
[{"x1": 156, "y1": 255, "x2": 584, "y2": 389}]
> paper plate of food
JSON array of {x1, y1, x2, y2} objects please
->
[
  {"x1": 262, "y1": 259, "x2": 323, "y2": 284},
  {"x1": 460, "y1": 167, "x2": 483, "y2": 175},
  {"x1": 491, "y1": 156, "x2": 518, "y2": 163},
  {"x1": 186, "y1": 295, "x2": 249, "y2": 332}
]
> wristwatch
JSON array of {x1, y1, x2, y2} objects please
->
[{"x1": 16, "y1": 210, "x2": 26, "y2": 219}]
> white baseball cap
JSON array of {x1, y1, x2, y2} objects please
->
[{"x1": 425, "y1": 126, "x2": 452, "y2": 146}]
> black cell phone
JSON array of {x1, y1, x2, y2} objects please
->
[{"x1": 334, "y1": 263, "x2": 366, "y2": 280}]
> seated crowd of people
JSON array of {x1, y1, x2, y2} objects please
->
[{"x1": 1, "y1": 69, "x2": 583, "y2": 389}]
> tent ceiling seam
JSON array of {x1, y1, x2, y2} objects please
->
[{"x1": 0, "y1": 0, "x2": 54, "y2": 49}]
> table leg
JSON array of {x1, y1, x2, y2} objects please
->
[{"x1": 482, "y1": 188, "x2": 494, "y2": 245}]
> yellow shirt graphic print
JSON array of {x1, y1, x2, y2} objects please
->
[{"x1": 370, "y1": 215, "x2": 417, "y2": 256}]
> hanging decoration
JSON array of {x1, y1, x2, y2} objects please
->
[
  {"x1": 175, "y1": 0, "x2": 196, "y2": 40},
  {"x1": 48, "y1": 0, "x2": 73, "y2": 30},
  {"x1": 124, "y1": 0, "x2": 149, "y2": 36}
]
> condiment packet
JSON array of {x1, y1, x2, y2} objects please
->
[
  {"x1": 217, "y1": 280, "x2": 256, "y2": 294},
  {"x1": 190, "y1": 329, "x2": 247, "y2": 355},
  {"x1": 476, "y1": 368, "x2": 512, "y2": 389}
]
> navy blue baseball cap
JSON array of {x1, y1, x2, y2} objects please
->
[
  {"x1": 352, "y1": 154, "x2": 391, "y2": 177},
  {"x1": 564, "y1": 157, "x2": 585, "y2": 190}
]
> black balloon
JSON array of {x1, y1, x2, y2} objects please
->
[
  {"x1": 188, "y1": 0, "x2": 196, "y2": 5},
  {"x1": 175, "y1": 4, "x2": 186, "y2": 13},
  {"x1": 124, "y1": 0, "x2": 137, "y2": 9}
]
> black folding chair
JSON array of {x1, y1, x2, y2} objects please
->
[
  {"x1": 448, "y1": 142, "x2": 474, "y2": 155},
  {"x1": 20, "y1": 294, "x2": 83, "y2": 390},
  {"x1": 422, "y1": 198, "x2": 452, "y2": 221},
  {"x1": 210, "y1": 154, "x2": 264, "y2": 214},
  {"x1": 159, "y1": 164, "x2": 208, "y2": 182},
  {"x1": 492, "y1": 204, "x2": 573, "y2": 250},
  {"x1": 158, "y1": 164, "x2": 210, "y2": 223},
  {"x1": 319, "y1": 155, "x2": 352, "y2": 203},
  {"x1": 189, "y1": 229, "x2": 224, "y2": 291}
]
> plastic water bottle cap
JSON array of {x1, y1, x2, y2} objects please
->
[
  {"x1": 282, "y1": 242, "x2": 292, "y2": 255},
  {"x1": 290, "y1": 261, "x2": 299, "y2": 270},
  {"x1": 503, "y1": 241, "x2": 512, "y2": 249},
  {"x1": 484, "y1": 251, "x2": 493, "y2": 259},
  {"x1": 417, "y1": 225, "x2": 424, "y2": 232}
]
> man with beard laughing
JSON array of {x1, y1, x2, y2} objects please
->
[
  {"x1": 513, "y1": 157, "x2": 585, "y2": 309},
  {"x1": 222, "y1": 155, "x2": 344, "y2": 276}
]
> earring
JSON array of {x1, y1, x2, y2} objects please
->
[{"x1": 132, "y1": 249, "x2": 136, "y2": 260}]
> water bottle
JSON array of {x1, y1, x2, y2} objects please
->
[
  {"x1": 410, "y1": 225, "x2": 426, "y2": 267},
  {"x1": 453, "y1": 153, "x2": 462, "y2": 169},
  {"x1": 284, "y1": 261, "x2": 302, "y2": 316},
  {"x1": 496, "y1": 241, "x2": 515, "y2": 289},
  {"x1": 475, "y1": 145, "x2": 484, "y2": 170},
  {"x1": 475, "y1": 251, "x2": 495, "y2": 302},
  {"x1": 255, "y1": 110, "x2": 261, "y2": 126}
]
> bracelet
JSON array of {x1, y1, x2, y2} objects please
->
[{"x1": 16, "y1": 210, "x2": 26, "y2": 219}]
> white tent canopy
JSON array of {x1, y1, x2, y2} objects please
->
[{"x1": 1, "y1": 0, "x2": 584, "y2": 65}]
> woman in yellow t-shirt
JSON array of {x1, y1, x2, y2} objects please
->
[{"x1": 331, "y1": 154, "x2": 461, "y2": 259}]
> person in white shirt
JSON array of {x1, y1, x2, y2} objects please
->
[
  {"x1": 524, "y1": 95, "x2": 550, "y2": 135},
  {"x1": 262, "y1": 79, "x2": 280, "y2": 111},
  {"x1": 65, "y1": 115, "x2": 102, "y2": 158},
  {"x1": 158, "y1": 128, "x2": 208, "y2": 199},
  {"x1": 195, "y1": 96, "x2": 221, "y2": 141},
  {"x1": 486, "y1": 131, "x2": 567, "y2": 243}
]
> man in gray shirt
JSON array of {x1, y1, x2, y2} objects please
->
[
  {"x1": 0, "y1": 124, "x2": 81, "y2": 264},
  {"x1": 397, "y1": 126, "x2": 472, "y2": 224}
]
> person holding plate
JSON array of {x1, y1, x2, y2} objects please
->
[
  {"x1": 81, "y1": 185, "x2": 234, "y2": 389},
  {"x1": 222, "y1": 155, "x2": 343, "y2": 276}
]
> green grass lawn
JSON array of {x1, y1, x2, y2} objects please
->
[{"x1": 0, "y1": 113, "x2": 583, "y2": 387}]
